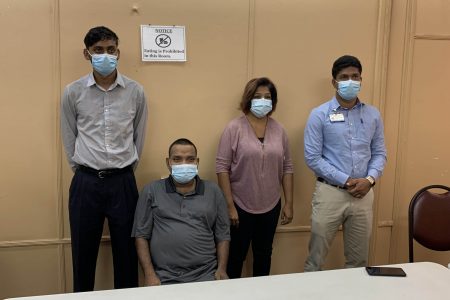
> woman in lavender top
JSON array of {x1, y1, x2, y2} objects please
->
[{"x1": 216, "y1": 77, "x2": 294, "y2": 278}]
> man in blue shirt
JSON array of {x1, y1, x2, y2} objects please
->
[{"x1": 303, "y1": 55, "x2": 387, "y2": 271}]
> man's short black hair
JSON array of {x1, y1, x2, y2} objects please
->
[
  {"x1": 168, "y1": 138, "x2": 198, "y2": 157},
  {"x1": 332, "y1": 55, "x2": 362, "y2": 79},
  {"x1": 84, "y1": 26, "x2": 119, "y2": 48}
]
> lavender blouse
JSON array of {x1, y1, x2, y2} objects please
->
[{"x1": 216, "y1": 115, "x2": 293, "y2": 213}]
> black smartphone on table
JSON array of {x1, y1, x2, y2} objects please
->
[{"x1": 365, "y1": 266, "x2": 407, "y2": 277}]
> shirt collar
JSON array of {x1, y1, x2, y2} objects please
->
[
  {"x1": 165, "y1": 175, "x2": 205, "y2": 196},
  {"x1": 86, "y1": 71, "x2": 125, "y2": 89},
  {"x1": 330, "y1": 96, "x2": 364, "y2": 111}
]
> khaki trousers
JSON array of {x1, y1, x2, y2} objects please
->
[{"x1": 304, "y1": 181, "x2": 374, "y2": 272}]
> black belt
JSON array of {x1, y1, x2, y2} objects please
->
[
  {"x1": 317, "y1": 177, "x2": 346, "y2": 189},
  {"x1": 78, "y1": 165, "x2": 132, "y2": 178}
]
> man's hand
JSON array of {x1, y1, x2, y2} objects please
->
[
  {"x1": 214, "y1": 269, "x2": 229, "y2": 280},
  {"x1": 280, "y1": 204, "x2": 293, "y2": 225},
  {"x1": 345, "y1": 178, "x2": 372, "y2": 198},
  {"x1": 144, "y1": 273, "x2": 161, "y2": 286},
  {"x1": 228, "y1": 205, "x2": 239, "y2": 227}
]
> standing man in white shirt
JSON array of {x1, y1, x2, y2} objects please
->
[{"x1": 61, "y1": 26, "x2": 148, "y2": 292}]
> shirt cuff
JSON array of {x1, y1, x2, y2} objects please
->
[
  {"x1": 335, "y1": 171, "x2": 350, "y2": 186},
  {"x1": 367, "y1": 169, "x2": 379, "y2": 181}
]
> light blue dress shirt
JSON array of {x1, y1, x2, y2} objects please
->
[{"x1": 304, "y1": 97, "x2": 387, "y2": 186}]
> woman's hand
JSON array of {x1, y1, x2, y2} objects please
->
[
  {"x1": 228, "y1": 205, "x2": 239, "y2": 227},
  {"x1": 280, "y1": 204, "x2": 293, "y2": 225}
]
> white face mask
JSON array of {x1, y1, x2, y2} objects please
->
[
  {"x1": 337, "y1": 80, "x2": 361, "y2": 101},
  {"x1": 250, "y1": 98, "x2": 273, "y2": 118}
]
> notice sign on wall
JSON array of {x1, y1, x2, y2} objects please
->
[{"x1": 141, "y1": 25, "x2": 186, "y2": 62}]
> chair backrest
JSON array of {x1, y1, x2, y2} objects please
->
[{"x1": 408, "y1": 185, "x2": 450, "y2": 262}]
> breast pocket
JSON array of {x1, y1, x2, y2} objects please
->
[
  {"x1": 323, "y1": 121, "x2": 348, "y2": 145},
  {"x1": 355, "y1": 120, "x2": 376, "y2": 145}
]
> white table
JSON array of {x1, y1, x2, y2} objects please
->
[{"x1": 8, "y1": 262, "x2": 450, "y2": 300}]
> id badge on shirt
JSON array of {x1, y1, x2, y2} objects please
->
[{"x1": 329, "y1": 112, "x2": 345, "y2": 122}]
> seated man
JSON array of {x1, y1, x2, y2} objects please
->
[{"x1": 132, "y1": 138, "x2": 230, "y2": 285}]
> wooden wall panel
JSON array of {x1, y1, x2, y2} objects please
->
[
  {"x1": 416, "y1": 0, "x2": 450, "y2": 35},
  {"x1": 372, "y1": 227, "x2": 392, "y2": 263},
  {"x1": 271, "y1": 231, "x2": 345, "y2": 274},
  {"x1": 0, "y1": 246, "x2": 61, "y2": 299},
  {"x1": 392, "y1": 39, "x2": 450, "y2": 263},
  {"x1": 388, "y1": 0, "x2": 450, "y2": 264},
  {"x1": 0, "y1": 0, "x2": 59, "y2": 241}
]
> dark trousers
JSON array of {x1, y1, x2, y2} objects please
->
[
  {"x1": 227, "y1": 200, "x2": 281, "y2": 278},
  {"x1": 69, "y1": 168, "x2": 139, "y2": 292}
]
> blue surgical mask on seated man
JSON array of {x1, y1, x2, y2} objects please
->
[
  {"x1": 250, "y1": 98, "x2": 273, "y2": 118},
  {"x1": 88, "y1": 51, "x2": 118, "y2": 76},
  {"x1": 171, "y1": 164, "x2": 198, "y2": 184},
  {"x1": 337, "y1": 80, "x2": 361, "y2": 101}
]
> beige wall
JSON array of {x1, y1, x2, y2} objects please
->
[
  {"x1": 387, "y1": 0, "x2": 450, "y2": 265},
  {"x1": 1, "y1": 0, "x2": 449, "y2": 298}
]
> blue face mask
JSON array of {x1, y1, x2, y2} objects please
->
[
  {"x1": 250, "y1": 98, "x2": 272, "y2": 118},
  {"x1": 337, "y1": 80, "x2": 361, "y2": 101},
  {"x1": 171, "y1": 164, "x2": 198, "y2": 184},
  {"x1": 88, "y1": 51, "x2": 118, "y2": 76}
]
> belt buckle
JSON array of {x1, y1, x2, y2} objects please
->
[{"x1": 98, "y1": 171, "x2": 107, "y2": 179}]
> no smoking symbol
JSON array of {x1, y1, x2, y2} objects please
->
[{"x1": 156, "y1": 34, "x2": 171, "y2": 48}]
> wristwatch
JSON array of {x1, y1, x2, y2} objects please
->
[{"x1": 365, "y1": 176, "x2": 375, "y2": 187}]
